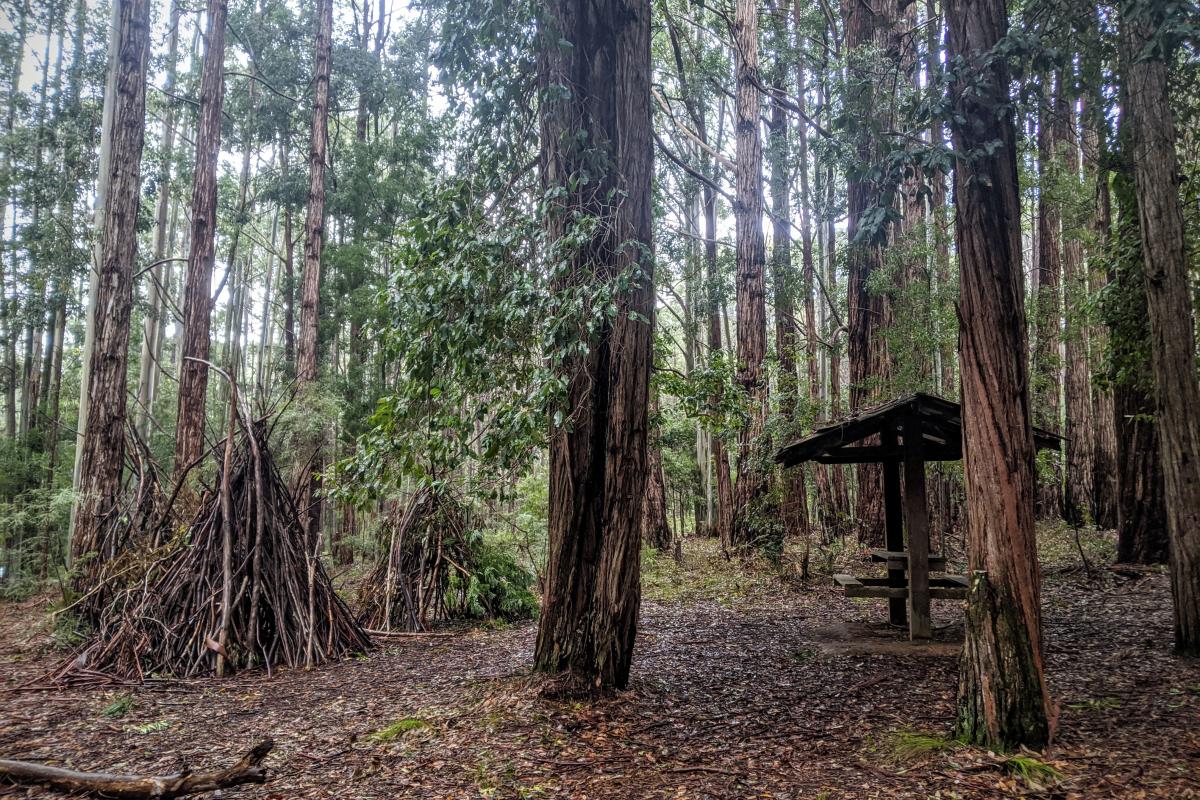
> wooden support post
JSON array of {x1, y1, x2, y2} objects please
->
[
  {"x1": 882, "y1": 427, "x2": 907, "y2": 627},
  {"x1": 903, "y1": 414, "x2": 932, "y2": 640}
]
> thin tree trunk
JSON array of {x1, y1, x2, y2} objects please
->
[
  {"x1": 768, "y1": 61, "x2": 809, "y2": 553},
  {"x1": 947, "y1": 0, "x2": 1052, "y2": 748},
  {"x1": 1033, "y1": 74, "x2": 1065, "y2": 516},
  {"x1": 135, "y1": 0, "x2": 181, "y2": 439},
  {"x1": 532, "y1": 0, "x2": 652, "y2": 693},
  {"x1": 1122, "y1": 0, "x2": 1200, "y2": 654},
  {"x1": 174, "y1": 0, "x2": 228, "y2": 474},
  {"x1": 0, "y1": 0, "x2": 29, "y2": 438},
  {"x1": 297, "y1": 0, "x2": 331, "y2": 386},
  {"x1": 295, "y1": 0, "x2": 332, "y2": 548}
]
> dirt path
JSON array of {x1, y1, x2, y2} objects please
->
[{"x1": 1, "y1": 538, "x2": 1197, "y2": 798}]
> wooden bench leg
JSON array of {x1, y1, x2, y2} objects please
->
[{"x1": 904, "y1": 417, "x2": 931, "y2": 640}]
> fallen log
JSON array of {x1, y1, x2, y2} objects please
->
[{"x1": 0, "y1": 739, "x2": 273, "y2": 799}]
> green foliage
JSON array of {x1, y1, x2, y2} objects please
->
[
  {"x1": 368, "y1": 717, "x2": 430, "y2": 743},
  {"x1": 101, "y1": 693, "x2": 135, "y2": 719},
  {"x1": 448, "y1": 532, "x2": 539, "y2": 623},
  {"x1": 884, "y1": 730, "x2": 964, "y2": 762}
]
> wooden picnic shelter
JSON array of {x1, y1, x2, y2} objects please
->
[{"x1": 774, "y1": 392, "x2": 1061, "y2": 641}]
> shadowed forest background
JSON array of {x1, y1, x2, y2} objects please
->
[{"x1": 0, "y1": 0, "x2": 1198, "y2": 796}]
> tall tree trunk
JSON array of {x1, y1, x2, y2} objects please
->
[
  {"x1": 844, "y1": 0, "x2": 895, "y2": 547},
  {"x1": 72, "y1": 0, "x2": 151, "y2": 585},
  {"x1": 174, "y1": 0, "x2": 228, "y2": 474},
  {"x1": 532, "y1": 0, "x2": 652, "y2": 693},
  {"x1": 295, "y1": 0, "x2": 332, "y2": 547},
  {"x1": 280, "y1": 136, "x2": 296, "y2": 372},
  {"x1": 947, "y1": 0, "x2": 1052, "y2": 749},
  {"x1": 1033, "y1": 74, "x2": 1065, "y2": 517},
  {"x1": 134, "y1": 0, "x2": 180, "y2": 439},
  {"x1": 68, "y1": 0, "x2": 124, "y2": 554},
  {"x1": 297, "y1": 0, "x2": 331, "y2": 387},
  {"x1": 1121, "y1": 0, "x2": 1200, "y2": 654},
  {"x1": 730, "y1": 0, "x2": 770, "y2": 551},
  {"x1": 1079, "y1": 27, "x2": 1119, "y2": 530},
  {"x1": 0, "y1": 0, "x2": 29, "y2": 438},
  {"x1": 1060, "y1": 87, "x2": 1094, "y2": 526},
  {"x1": 1084, "y1": 129, "x2": 1119, "y2": 530},
  {"x1": 643, "y1": 395, "x2": 672, "y2": 552},
  {"x1": 703, "y1": 182, "x2": 734, "y2": 543}
]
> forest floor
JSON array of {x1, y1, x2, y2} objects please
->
[{"x1": 1, "y1": 526, "x2": 1198, "y2": 799}]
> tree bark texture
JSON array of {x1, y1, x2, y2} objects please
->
[
  {"x1": 174, "y1": 0, "x2": 228, "y2": 474},
  {"x1": 1122, "y1": 0, "x2": 1200, "y2": 653},
  {"x1": 297, "y1": 0, "x2": 332, "y2": 385},
  {"x1": 532, "y1": 0, "x2": 653, "y2": 692},
  {"x1": 72, "y1": 0, "x2": 151, "y2": 575},
  {"x1": 946, "y1": 0, "x2": 1052, "y2": 748},
  {"x1": 730, "y1": 0, "x2": 770, "y2": 551}
]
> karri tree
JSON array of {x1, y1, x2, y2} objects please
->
[{"x1": 532, "y1": 0, "x2": 654, "y2": 692}]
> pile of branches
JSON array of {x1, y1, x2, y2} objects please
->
[
  {"x1": 357, "y1": 486, "x2": 472, "y2": 631},
  {"x1": 55, "y1": 413, "x2": 370, "y2": 683}
]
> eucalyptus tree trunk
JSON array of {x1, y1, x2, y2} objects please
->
[
  {"x1": 1122, "y1": 0, "x2": 1200, "y2": 654},
  {"x1": 174, "y1": 0, "x2": 229, "y2": 474},
  {"x1": 730, "y1": 0, "x2": 770, "y2": 551},
  {"x1": 844, "y1": 0, "x2": 896, "y2": 547},
  {"x1": 532, "y1": 0, "x2": 652, "y2": 693},
  {"x1": 72, "y1": 0, "x2": 151, "y2": 579},
  {"x1": 135, "y1": 0, "x2": 181, "y2": 439},
  {"x1": 947, "y1": 0, "x2": 1052, "y2": 749},
  {"x1": 280, "y1": 136, "x2": 296, "y2": 371}
]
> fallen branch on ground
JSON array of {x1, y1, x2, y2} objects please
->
[{"x1": 0, "y1": 739, "x2": 273, "y2": 798}]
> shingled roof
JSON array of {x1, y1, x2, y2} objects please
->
[{"x1": 774, "y1": 392, "x2": 1062, "y2": 467}]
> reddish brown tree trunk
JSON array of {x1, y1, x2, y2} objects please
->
[
  {"x1": 703, "y1": 183, "x2": 734, "y2": 544},
  {"x1": 1081, "y1": 74, "x2": 1119, "y2": 530},
  {"x1": 297, "y1": 0, "x2": 331, "y2": 385},
  {"x1": 643, "y1": 396, "x2": 672, "y2": 552},
  {"x1": 1062, "y1": 100, "x2": 1094, "y2": 526},
  {"x1": 729, "y1": 0, "x2": 770, "y2": 551},
  {"x1": 1122, "y1": 0, "x2": 1200, "y2": 654},
  {"x1": 174, "y1": 0, "x2": 227, "y2": 474},
  {"x1": 532, "y1": 0, "x2": 652, "y2": 691},
  {"x1": 1033, "y1": 75, "x2": 1065, "y2": 516},
  {"x1": 72, "y1": 0, "x2": 150, "y2": 577},
  {"x1": 844, "y1": 0, "x2": 895, "y2": 547},
  {"x1": 947, "y1": 0, "x2": 1052, "y2": 748}
]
